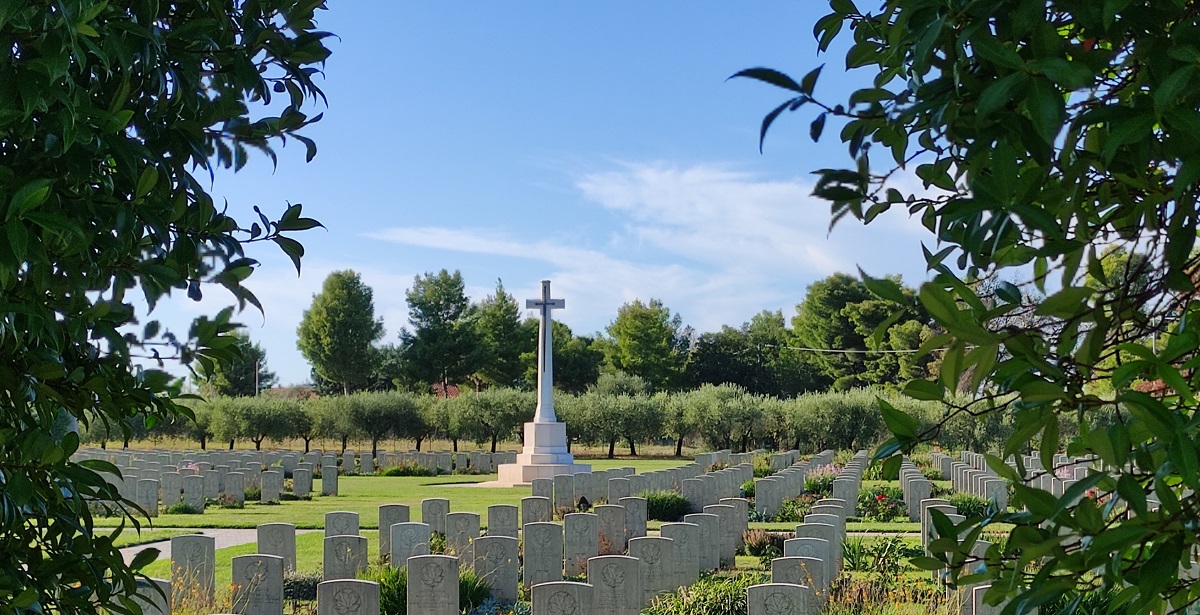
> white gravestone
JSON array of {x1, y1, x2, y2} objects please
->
[
  {"x1": 587, "y1": 555, "x2": 641, "y2": 615},
  {"x1": 323, "y1": 535, "x2": 368, "y2": 581},
  {"x1": 746, "y1": 582, "x2": 818, "y2": 615},
  {"x1": 523, "y1": 522, "x2": 564, "y2": 587},
  {"x1": 231, "y1": 554, "x2": 284, "y2": 615},
  {"x1": 406, "y1": 555, "x2": 459, "y2": 615},
  {"x1": 170, "y1": 534, "x2": 214, "y2": 607},
  {"x1": 487, "y1": 504, "x2": 518, "y2": 538},
  {"x1": 660, "y1": 522, "x2": 700, "y2": 587},
  {"x1": 325, "y1": 511, "x2": 359, "y2": 537},
  {"x1": 421, "y1": 498, "x2": 449, "y2": 535},
  {"x1": 316, "y1": 580, "x2": 380, "y2": 615},
  {"x1": 531, "y1": 581, "x2": 593, "y2": 615},
  {"x1": 378, "y1": 504, "x2": 410, "y2": 561},
  {"x1": 595, "y1": 504, "x2": 626, "y2": 556},
  {"x1": 628, "y1": 536, "x2": 675, "y2": 606},
  {"x1": 472, "y1": 535, "x2": 519, "y2": 602},
  {"x1": 564, "y1": 512, "x2": 600, "y2": 576},
  {"x1": 683, "y1": 513, "x2": 720, "y2": 571},
  {"x1": 390, "y1": 522, "x2": 431, "y2": 566},
  {"x1": 522, "y1": 496, "x2": 552, "y2": 525},
  {"x1": 257, "y1": 523, "x2": 297, "y2": 572}
]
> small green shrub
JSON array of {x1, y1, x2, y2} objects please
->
[
  {"x1": 804, "y1": 464, "x2": 838, "y2": 497},
  {"x1": 741, "y1": 529, "x2": 786, "y2": 557},
  {"x1": 244, "y1": 486, "x2": 261, "y2": 501},
  {"x1": 947, "y1": 492, "x2": 989, "y2": 518},
  {"x1": 382, "y1": 463, "x2": 436, "y2": 477},
  {"x1": 467, "y1": 597, "x2": 531, "y2": 615},
  {"x1": 843, "y1": 537, "x2": 870, "y2": 571},
  {"x1": 641, "y1": 490, "x2": 691, "y2": 522},
  {"x1": 1042, "y1": 588, "x2": 1119, "y2": 615},
  {"x1": 459, "y1": 567, "x2": 492, "y2": 613},
  {"x1": 280, "y1": 492, "x2": 311, "y2": 501},
  {"x1": 429, "y1": 532, "x2": 447, "y2": 554},
  {"x1": 857, "y1": 485, "x2": 905, "y2": 522},
  {"x1": 284, "y1": 570, "x2": 322, "y2": 601},
  {"x1": 740, "y1": 479, "x2": 755, "y2": 499},
  {"x1": 164, "y1": 501, "x2": 202, "y2": 515},
  {"x1": 923, "y1": 468, "x2": 943, "y2": 481},
  {"x1": 216, "y1": 493, "x2": 244, "y2": 509},
  {"x1": 643, "y1": 571, "x2": 768, "y2": 615},
  {"x1": 360, "y1": 564, "x2": 405, "y2": 614},
  {"x1": 773, "y1": 493, "x2": 819, "y2": 523},
  {"x1": 752, "y1": 455, "x2": 772, "y2": 478}
]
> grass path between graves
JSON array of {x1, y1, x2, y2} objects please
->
[{"x1": 97, "y1": 458, "x2": 691, "y2": 530}]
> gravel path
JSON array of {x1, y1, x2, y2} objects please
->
[{"x1": 120, "y1": 528, "x2": 319, "y2": 565}]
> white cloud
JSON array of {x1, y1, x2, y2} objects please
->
[{"x1": 366, "y1": 161, "x2": 932, "y2": 341}]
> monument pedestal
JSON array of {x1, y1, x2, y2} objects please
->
[{"x1": 497, "y1": 421, "x2": 590, "y2": 486}]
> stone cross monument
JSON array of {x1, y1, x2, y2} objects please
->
[{"x1": 497, "y1": 280, "x2": 590, "y2": 485}]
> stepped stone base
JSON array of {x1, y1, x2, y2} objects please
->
[{"x1": 495, "y1": 421, "x2": 590, "y2": 486}]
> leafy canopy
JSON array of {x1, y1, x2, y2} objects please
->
[
  {"x1": 0, "y1": 0, "x2": 330, "y2": 612},
  {"x1": 741, "y1": 0, "x2": 1200, "y2": 612},
  {"x1": 297, "y1": 270, "x2": 385, "y2": 395}
]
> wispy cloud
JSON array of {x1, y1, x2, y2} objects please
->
[{"x1": 366, "y1": 161, "x2": 931, "y2": 337}]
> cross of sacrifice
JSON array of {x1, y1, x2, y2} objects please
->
[{"x1": 527, "y1": 280, "x2": 564, "y2": 423}]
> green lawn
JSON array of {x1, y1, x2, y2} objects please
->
[{"x1": 101, "y1": 459, "x2": 692, "y2": 530}]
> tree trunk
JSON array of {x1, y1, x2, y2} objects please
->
[
  {"x1": 490, "y1": 435, "x2": 498, "y2": 453},
  {"x1": 627, "y1": 437, "x2": 637, "y2": 457},
  {"x1": 372, "y1": 438, "x2": 379, "y2": 458},
  {"x1": 100, "y1": 441, "x2": 106, "y2": 450},
  {"x1": 343, "y1": 382, "x2": 349, "y2": 396},
  {"x1": 303, "y1": 437, "x2": 311, "y2": 453},
  {"x1": 452, "y1": 438, "x2": 458, "y2": 452},
  {"x1": 228, "y1": 439, "x2": 235, "y2": 450},
  {"x1": 608, "y1": 438, "x2": 616, "y2": 459},
  {"x1": 199, "y1": 436, "x2": 206, "y2": 450},
  {"x1": 415, "y1": 437, "x2": 423, "y2": 451},
  {"x1": 255, "y1": 438, "x2": 263, "y2": 451},
  {"x1": 341, "y1": 435, "x2": 348, "y2": 453},
  {"x1": 675, "y1": 434, "x2": 684, "y2": 457}
]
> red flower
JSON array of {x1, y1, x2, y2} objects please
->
[{"x1": 876, "y1": 494, "x2": 886, "y2": 501}]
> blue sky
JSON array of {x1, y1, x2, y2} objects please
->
[{"x1": 162, "y1": 3, "x2": 935, "y2": 386}]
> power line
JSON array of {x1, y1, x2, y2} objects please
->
[{"x1": 757, "y1": 343, "x2": 931, "y2": 355}]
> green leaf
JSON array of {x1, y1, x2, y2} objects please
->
[
  {"x1": 918, "y1": 284, "x2": 959, "y2": 326},
  {"x1": 1034, "y1": 286, "x2": 1093, "y2": 318},
  {"x1": 903, "y1": 379, "x2": 945, "y2": 401},
  {"x1": 879, "y1": 398, "x2": 919, "y2": 439},
  {"x1": 984, "y1": 453, "x2": 1021, "y2": 483},
  {"x1": 128, "y1": 547, "x2": 160, "y2": 571},
  {"x1": 859, "y1": 268, "x2": 908, "y2": 304},
  {"x1": 758, "y1": 99, "x2": 794, "y2": 153},
  {"x1": 7, "y1": 179, "x2": 53, "y2": 219},
  {"x1": 728, "y1": 67, "x2": 803, "y2": 93},
  {"x1": 136, "y1": 166, "x2": 158, "y2": 199},
  {"x1": 800, "y1": 64, "x2": 824, "y2": 96},
  {"x1": 272, "y1": 236, "x2": 305, "y2": 275},
  {"x1": 1025, "y1": 77, "x2": 1064, "y2": 144},
  {"x1": 810, "y1": 112, "x2": 827, "y2": 142},
  {"x1": 971, "y1": 35, "x2": 1025, "y2": 71},
  {"x1": 909, "y1": 556, "x2": 946, "y2": 571}
]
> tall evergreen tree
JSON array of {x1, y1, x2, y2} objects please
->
[
  {"x1": 473, "y1": 280, "x2": 530, "y2": 388},
  {"x1": 400, "y1": 269, "x2": 483, "y2": 392},
  {"x1": 604, "y1": 299, "x2": 690, "y2": 391},
  {"x1": 297, "y1": 270, "x2": 385, "y2": 395}
]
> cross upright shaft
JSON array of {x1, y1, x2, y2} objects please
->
[{"x1": 526, "y1": 280, "x2": 564, "y2": 423}]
